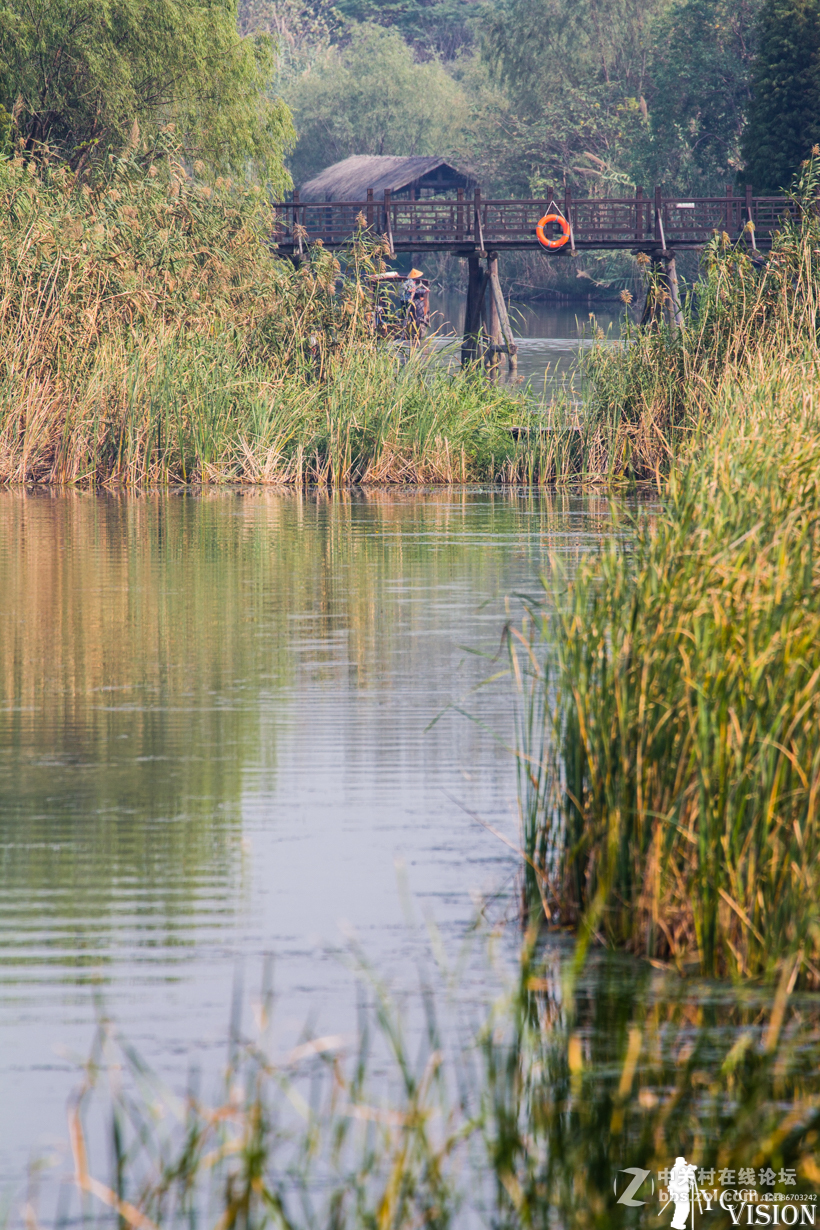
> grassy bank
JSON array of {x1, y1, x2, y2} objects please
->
[
  {"x1": 0, "y1": 147, "x2": 588, "y2": 487},
  {"x1": 10, "y1": 144, "x2": 813, "y2": 491},
  {"x1": 8, "y1": 146, "x2": 814, "y2": 489},
  {"x1": 515, "y1": 166, "x2": 820, "y2": 983}
]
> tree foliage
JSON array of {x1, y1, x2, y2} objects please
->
[
  {"x1": 645, "y1": 0, "x2": 756, "y2": 191},
  {"x1": 481, "y1": 0, "x2": 759, "y2": 195},
  {"x1": 237, "y1": 0, "x2": 764, "y2": 200},
  {"x1": 480, "y1": 0, "x2": 664, "y2": 194},
  {"x1": 0, "y1": 0, "x2": 295, "y2": 187},
  {"x1": 741, "y1": 0, "x2": 820, "y2": 191},
  {"x1": 331, "y1": 0, "x2": 478, "y2": 59},
  {"x1": 282, "y1": 23, "x2": 468, "y2": 185}
]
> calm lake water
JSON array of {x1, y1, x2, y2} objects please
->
[
  {"x1": 427, "y1": 294, "x2": 622, "y2": 389},
  {"x1": 0, "y1": 488, "x2": 621, "y2": 1200}
]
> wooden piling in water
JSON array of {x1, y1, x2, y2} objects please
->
[
  {"x1": 665, "y1": 253, "x2": 683, "y2": 327},
  {"x1": 383, "y1": 188, "x2": 394, "y2": 257},
  {"x1": 640, "y1": 253, "x2": 681, "y2": 329},
  {"x1": 462, "y1": 253, "x2": 487, "y2": 366},
  {"x1": 485, "y1": 259, "x2": 500, "y2": 379},
  {"x1": 487, "y1": 252, "x2": 518, "y2": 374}
]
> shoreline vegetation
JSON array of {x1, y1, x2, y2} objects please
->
[
  {"x1": 516, "y1": 159, "x2": 820, "y2": 987},
  {"x1": 3, "y1": 150, "x2": 818, "y2": 492},
  {"x1": 6, "y1": 143, "x2": 820, "y2": 1226},
  {"x1": 5, "y1": 144, "x2": 820, "y2": 979},
  {"x1": 7, "y1": 0, "x2": 820, "y2": 1220},
  {"x1": 1, "y1": 147, "x2": 564, "y2": 489}
]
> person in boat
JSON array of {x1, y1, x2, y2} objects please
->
[
  {"x1": 401, "y1": 268, "x2": 429, "y2": 340},
  {"x1": 402, "y1": 267, "x2": 423, "y2": 303}
]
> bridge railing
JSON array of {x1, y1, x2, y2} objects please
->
[
  {"x1": 270, "y1": 193, "x2": 803, "y2": 251},
  {"x1": 749, "y1": 197, "x2": 800, "y2": 237},
  {"x1": 271, "y1": 197, "x2": 483, "y2": 247}
]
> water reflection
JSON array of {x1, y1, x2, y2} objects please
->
[
  {"x1": 427, "y1": 292, "x2": 622, "y2": 388},
  {"x1": 497, "y1": 950, "x2": 820, "y2": 1228},
  {"x1": 0, "y1": 487, "x2": 619, "y2": 1188},
  {"x1": 0, "y1": 494, "x2": 256, "y2": 972}
]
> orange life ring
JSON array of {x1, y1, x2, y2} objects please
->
[{"x1": 536, "y1": 213, "x2": 571, "y2": 250}]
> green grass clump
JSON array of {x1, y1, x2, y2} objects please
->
[{"x1": 516, "y1": 368, "x2": 820, "y2": 984}]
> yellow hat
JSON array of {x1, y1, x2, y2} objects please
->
[{"x1": 408, "y1": 268, "x2": 423, "y2": 278}]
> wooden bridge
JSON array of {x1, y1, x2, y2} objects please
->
[
  {"x1": 273, "y1": 186, "x2": 791, "y2": 256},
  {"x1": 272, "y1": 185, "x2": 793, "y2": 368}
]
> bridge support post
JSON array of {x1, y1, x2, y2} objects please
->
[
  {"x1": 461, "y1": 254, "x2": 487, "y2": 367},
  {"x1": 640, "y1": 253, "x2": 682, "y2": 329},
  {"x1": 665, "y1": 253, "x2": 683, "y2": 327},
  {"x1": 486, "y1": 252, "x2": 518, "y2": 376},
  {"x1": 484, "y1": 270, "x2": 498, "y2": 379}
]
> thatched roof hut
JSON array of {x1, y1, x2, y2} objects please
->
[{"x1": 299, "y1": 155, "x2": 476, "y2": 202}]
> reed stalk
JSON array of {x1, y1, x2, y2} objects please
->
[{"x1": 514, "y1": 158, "x2": 820, "y2": 983}]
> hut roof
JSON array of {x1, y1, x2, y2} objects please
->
[{"x1": 299, "y1": 155, "x2": 476, "y2": 201}]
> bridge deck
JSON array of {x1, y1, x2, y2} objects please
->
[{"x1": 272, "y1": 190, "x2": 795, "y2": 255}]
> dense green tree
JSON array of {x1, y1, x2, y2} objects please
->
[
  {"x1": 480, "y1": 0, "x2": 667, "y2": 194},
  {"x1": 234, "y1": 0, "x2": 767, "y2": 201},
  {"x1": 0, "y1": 0, "x2": 295, "y2": 187},
  {"x1": 282, "y1": 23, "x2": 468, "y2": 184},
  {"x1": 741, "y1": 0, "x2": 820, "y2": 191},
  {"x1": 473, "y1": 0, "x2": 762, "y2": 196},
  {"x1": 642, "y1": 0, "x2": 758, "y2": 192},
  {"x1": 331, "y1": 0, "x2": 478, "y2": 58}
]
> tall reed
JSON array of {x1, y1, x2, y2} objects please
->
[
  {"x1": 516, "y1": 338, "x2": 820, "y2": 984},
  {"x1": 578, "y1": 154, "x2": 820, "y2": 481},
  {"x1": 510, "y1": 156, "x2": 820, "y2": 980}
]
